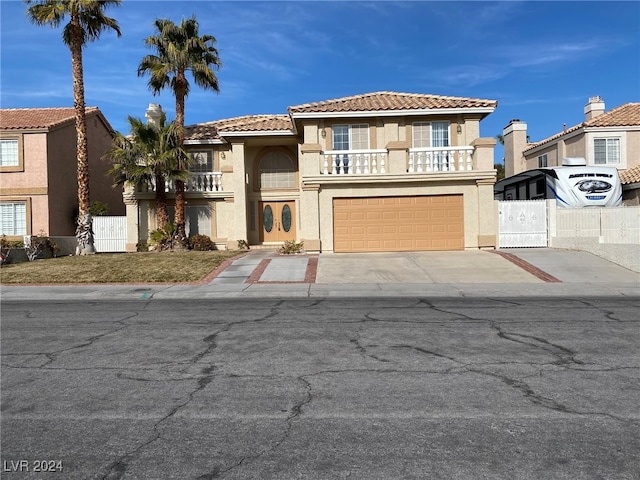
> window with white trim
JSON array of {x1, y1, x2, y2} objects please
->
[
  {"x1": 0, "y1": 138, "x2": 19, "y2": 167},
  {"x1": 594, "y1": 138, "x2": 620, "y2": 165},
  {"x1": 258, "y1": 151, "x2": 295, "y2": 189},
  {"x1": 412, "y1": 122, "x2": 450, "y2": 148},
  {"x1": 0, "y1": 201, "x2": 27, "y2": 236},
  {"x1": 332, "y1": 124, "x2": 369, "y2": 150},
  {"x1": 190, "y1": 150, "x2": 213, "y2": 173},
  {"x1": 538, "y1": 154, "x2": 548, "y2": 168}
]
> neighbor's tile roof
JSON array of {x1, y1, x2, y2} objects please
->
[
  {"x1": 288, "y1": 91, "x2": 498, "y2": 114},
  {"x1": 185, "y1": 114, "x2": 292, "y2": 140},
  {"x1": 524, "y1": 103, "x2": 640, "y2": 152},
  {"x1": 0, "y1": 107, "x2": 100, "y2": 130},
  {"x1": 619, "y1": 165, "x2": 640, "y2": 185}
]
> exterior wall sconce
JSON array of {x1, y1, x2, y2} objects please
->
[
  {"x1": 457, "y1": 125, "x2": 463, "y2": 134},
  {"x1": 321, "y1": 129, "x2": 326, "y2": 138},
  {"x1": 220, "y1": 151, "x2": 226, "y2": 159}
]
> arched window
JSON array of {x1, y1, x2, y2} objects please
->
[{"x1": 258, "y1": 151, "x2": 295, "y2": 189}]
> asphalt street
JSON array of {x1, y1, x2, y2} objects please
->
[{"x1": 1, "y1": 296, "x2": 639, "y2": 479}]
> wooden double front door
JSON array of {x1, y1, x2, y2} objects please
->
[{"x1": 260, "y1": 201, "x2": 296, "y2": 242}]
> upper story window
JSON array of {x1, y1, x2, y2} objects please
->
[
  {"x1": 258, "y1": 151, "x2": 295, "y2": 189},
  {"x1": 332, "y1": 124, "x2": 369, "y2": 150},
  {"x1": 594, "y1": 138, "x2": 620, "y2": 165},
  {"x1": 0, "y1": 201, "x2": 27, "y2": 236},
  {"x1": 412, "y1": 122, "x2": 450, "y2": 148},
  {"x1": 190, "y1": 150, "x2": 214, "y2": 173},
  {"x1": 0, "y1": 138, "x2": 19, "y2": 167},
  {"x1": 538, "y1": 154, "x2": 548, "y2": 168}
]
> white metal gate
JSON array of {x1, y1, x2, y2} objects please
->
[
  {"x1": 498, "y1": 200, "x2": 548, "y2": 248},
  {"x1": 93, "y1": 216, "x2": 127, "y2": 252}
]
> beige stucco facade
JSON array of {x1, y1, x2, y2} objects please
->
[{"x1": 125, "y1": 93, "x2": 499, "y2": 253}]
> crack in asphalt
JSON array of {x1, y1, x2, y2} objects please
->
[
  {"x1": 2, "y1": 312, "x2": 139, "y2": 370},
  {"x1": 491, "y1": 322, "x2": 584, "y2": 366},
  {"x1": 100, "y1": 304, "x2": 287, "y2": 479},
  {"x1": 196, "y1": 375, "x2": 313, "y2": 479},
  {"x1": 349, "y1": 335, "x2": 390, "y2": 363},
  {"x1": 101, "y1": 362, "x2": 218, "y2": 480}
]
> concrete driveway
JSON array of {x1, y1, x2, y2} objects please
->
[{"x1": 315, "y1": 249, "x2": 640, "y2": 284}]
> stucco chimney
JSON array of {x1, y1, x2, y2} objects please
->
[
  {"x1": 502, "y1": 119, "x2": 528, "y2": 178},
  {"x1": 584, "y1": 96, "x2": 605, "y2": 121},
  {"x1": 145, "y1": 103, "x2": 163, "y2": 126}
]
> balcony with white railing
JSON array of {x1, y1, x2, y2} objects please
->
[
  {"x1": 322, "y1": 149, "x2": 388, "y2": 175},
  {"x1": 135, "y1": 172, "x2": 223, "y2": 194},
  {"x1": 407, "y1": 147, "x2": 474, "y2": 173},
  {"x1": 316, "y1": 146, "x2": 480, "y2": 177}
]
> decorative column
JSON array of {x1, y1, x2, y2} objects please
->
[
  {"x1": 471, "y1": 137, "x2": 497, "y2": 171},
  {"x1": 229, "y1": 141, "x2": 248, "y2": 250},
  {"x1": 477, "y1": 177, "x2": 497, "y2": 249}
]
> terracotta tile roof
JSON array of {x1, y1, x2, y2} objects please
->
[
  {"x1": 619, "y1": 165, "x2": 640, "y2": 185},
  {"x1": 288, "y1": 91, "x2": 498, "y2": 114},
  {"x1": 0, "y1": 107, "x2": 100, "y2": 130},
  {"x1": 185, "y1": 114, "x2": 293, "y2": 140},
  {"x1": 525, "y1": 103, "x2": 640, "y2": 152}
]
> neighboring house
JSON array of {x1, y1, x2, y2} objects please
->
[
  {"x1": 503, "y1": 96, "x2": 640, "y2": 203},
  {"x1": 0, "y1": 107, "x2": 125, "y2": 241},
  {"x1": 126, "y1": 92, "x2": 499, "y2": 252},
  {"x1": 619, "y1": 165, "x2": 640, "y2": 205}
]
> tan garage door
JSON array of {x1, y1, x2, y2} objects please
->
[{"x1": 333, "y1": 195, "x2": 464, "y2": 252}]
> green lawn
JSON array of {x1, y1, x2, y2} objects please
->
[{"x1": 0, "y1": 250, "x2": 244, "y2": 284}]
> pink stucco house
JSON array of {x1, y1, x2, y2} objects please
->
[{"x1": 0, "y1": 107, "x2": 124, "y2": 243}]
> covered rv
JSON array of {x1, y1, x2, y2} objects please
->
[{"x1": 494, "y1": 158, "x2": 623, "y2": 207}]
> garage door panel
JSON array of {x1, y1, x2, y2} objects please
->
[{"x1": 333, "y1": 195, "x2": 464, "y2": 252}]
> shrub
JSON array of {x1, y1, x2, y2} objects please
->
[
  {"x1": 190, "y1": 234, "x2": 215, "y2": 251},
  {"x1": 237, "y1": 239, "x2": 249, "y2": 250},
  {"x1": 279, "y1": 239, "x2": 304, "y2": 255},
  {"x1": 1, "y1": 235, "x2": 23, "y2": 265},
  {"x1": 149, "y1": 222, "x2": 178, "y2": 251}
]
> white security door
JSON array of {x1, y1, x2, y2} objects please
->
[{"x1": 498, "y1": 201, "x2": 548, "y2": 248}]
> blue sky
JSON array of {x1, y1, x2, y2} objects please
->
[{"x1": 1, "y1": 1, "x2": 639, "y2": 163}]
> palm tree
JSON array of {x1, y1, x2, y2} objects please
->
[
  {"x1": 105, "y1": 114, "x2": 190, "y2": 239},
  {"x1": 25, "y1": 0, "x2": 121, "y2": 254},
  {"x1": 138, "y1": 16, "x2": 221, "y2": 246}
]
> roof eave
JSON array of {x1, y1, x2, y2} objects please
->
[
  {"x1": 290, "y1": 107, "x2": 495, "y2": 119},
  {"x1": 218, "y1": 130, "x2": 296, "y2": 137},
  {"x1": 184, "y1": 138, "x2": 225, "y2": 145}
]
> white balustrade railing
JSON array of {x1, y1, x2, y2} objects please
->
[
  {"x1": 408, "y1": 147, "x2": 473, "y2": 173},
  {"x1": 322, "y1": 149, "x2": 387, "y2": 175},
  {"x1": 137, "y1": 172, "x2": 223, "y2": 193}
]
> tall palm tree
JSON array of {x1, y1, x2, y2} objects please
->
[
  {"x1": 138, "y1": 16, "x2": 221, "y2": 246},
  {"x1": 105, "y1": 114, "x2": 190, "y2": 236},
  {"x1": 25, "y1": 0, "x2": 121, "y2": 254}
]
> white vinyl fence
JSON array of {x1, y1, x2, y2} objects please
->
[
  {"x1": 498, "y1": 200, "x2": 548, "y2": 248},
  {"x1": 93, "y1": 216, "x2": 127, "y2": 252},
  {"x1": 553, "y1": 206, "x2": 640, "y2": 245}
]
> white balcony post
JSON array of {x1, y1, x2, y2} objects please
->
[
  {"x1": 323, "y1": 155, "x2": 329, "y2": 175},
  {"x1": 380, "y1": 153, "x2": 386, "y2": 174},
  {"x1": 408, "y1": 153, "x2": 415, "y2": 173}
]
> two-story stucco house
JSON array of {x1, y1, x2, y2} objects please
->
[
  {"x1": 125, "y1": 92, "x2": 499, "y2": 253},
  {"x1": 0, "y1": 107, "x2": 125, "y2": 243},
  {"x1": 502, "y1": 97, "x2": 640, "y2": 203}
]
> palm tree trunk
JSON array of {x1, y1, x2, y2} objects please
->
[
  {"x1": 155, "y1": 174, "x2": 169, "y2": 230},
  {"x1": 70, "y1": 15, "x2": 95, "y2": 255},
  {"x1": 173, "y1": 79, "x2": 188, "y2": 247}
]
